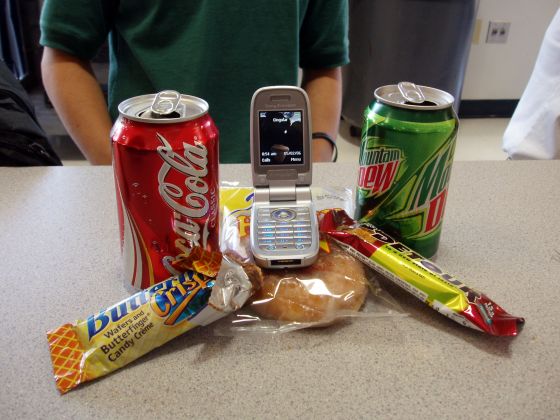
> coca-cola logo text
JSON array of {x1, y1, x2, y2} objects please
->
[{"x1": 156, "y1": 133, "x2": 210, "y2": 252}]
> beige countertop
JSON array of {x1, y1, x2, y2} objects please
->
[{"x1": 1, "y1": 161, "x2": 559, "y2": 419}]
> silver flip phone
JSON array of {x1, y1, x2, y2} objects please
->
[{"x1": 249, "y1": 86, "x2": 320, "y2": 269}]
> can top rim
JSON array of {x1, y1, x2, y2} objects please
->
[
  {"x1": 374, "y1": 84, "x2": 455, "y2": 110},
  {"x1": 118, "y1": 93, "x2": 209, "y2": 123}
]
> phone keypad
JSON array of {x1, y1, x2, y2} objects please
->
[{"x1": 256, "y1": 207, "x2": 314, "y2": 251}]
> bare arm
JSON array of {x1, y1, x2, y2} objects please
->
[
  {"x1": 41, "y1": 47, "x2": 113, "y2": 165},
  {"x1": 301, "y1": 67, "x2": 342, "y2": 162}
]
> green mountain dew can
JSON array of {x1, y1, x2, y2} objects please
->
[{"x1": 355, "y1": 82, "x2": 458, "y2": 258}]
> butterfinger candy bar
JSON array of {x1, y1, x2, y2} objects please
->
[
  {"x1": 319, "y1": 209, "x2": 524, "y2": 336},
  {"x1": 47, "y1": 252, "x2": 261, "y2": 394}
]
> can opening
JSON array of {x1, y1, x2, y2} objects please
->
[
  {"x1": 138, "y1": 110, "x2": 182, "y2": 119},
  {"x1": 404, "y1": 100, "x2": 438, "y2": 107}
]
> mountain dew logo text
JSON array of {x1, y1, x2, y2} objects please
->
[
  {"x1": 408, "y1": 142, "x2": 454, "y2": 233},
  {"x1": 358, "y1": 147, "x2": 401, "y2": 197}
]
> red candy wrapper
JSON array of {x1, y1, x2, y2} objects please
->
[{"x1": 319, "y1": 209, "x2": 524, "y2": 336}]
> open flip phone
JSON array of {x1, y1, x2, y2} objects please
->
[{"x1": 249, "y1": 86, "x2": 320, "y2": 269}]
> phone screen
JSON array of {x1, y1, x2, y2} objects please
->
[{"x1": 258, "y1": 110, "x2": 304, "y2": 165}]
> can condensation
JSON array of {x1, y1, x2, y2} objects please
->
[
  {"x1": 355, "y1": 82, "x2": 458, "y2": 258},
  {"x1": 112, "y1": 91, "x2": 220, "y2": 290}
]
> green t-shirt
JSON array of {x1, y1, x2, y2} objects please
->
[{"x1": 40, "y1": 0, "x2": 349, "y2": 163}]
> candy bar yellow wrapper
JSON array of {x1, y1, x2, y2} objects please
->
[
  {"x1": 47, "y1": 256, "x2": 254, "y2": 394},
  {"x1": 319, "y1": 209, "x2": 524, "y2": 336}
]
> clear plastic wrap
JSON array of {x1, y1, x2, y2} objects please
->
[
  {"x1": 217, "y1": 186, "x2": 404, "y2": 334},
  {"x1": 47, "y1": 248, "x2": 262, "y2": 393}
]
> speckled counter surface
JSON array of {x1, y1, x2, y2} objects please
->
[{"x1": 1, "y1": 161, "x2": 559, "y2": 419}]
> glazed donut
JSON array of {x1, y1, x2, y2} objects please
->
[{"x1": 251, "y1": 243, "x2": 368, "y2": 323}]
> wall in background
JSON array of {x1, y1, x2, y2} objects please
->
[{"x1": 462, "y1": 0, "x2": 559, "y2": 100}]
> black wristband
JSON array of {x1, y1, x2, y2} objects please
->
[{"x1": 312, "y1": 132, "x2": 338, "y2": 162}]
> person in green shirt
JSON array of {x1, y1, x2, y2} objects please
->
[{"x1": 39, "y1": 0, "x2": 349, "y2": 165}]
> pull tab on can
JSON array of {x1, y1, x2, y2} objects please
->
[
  {"x1": 397, "y1": 81, "x2": 425, "y2": 104},
  {"x1": 150, "y1": 90, "x2": 181, "y2": 117}
]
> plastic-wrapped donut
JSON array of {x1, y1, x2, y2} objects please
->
[{"x1": 250, "y1": 242, "x2": 368, "y2": 323}]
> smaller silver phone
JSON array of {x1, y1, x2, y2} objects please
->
[{"x1": 249, "y1": 86, "x2": 320, "y2": 269}]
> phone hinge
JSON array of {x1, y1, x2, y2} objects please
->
[
  {"x1": 253, "y1": 184, "x2": 312, "y2": 204},
  {"x1": 268, "y1": 180, "x2": 297, "y2": 201}
]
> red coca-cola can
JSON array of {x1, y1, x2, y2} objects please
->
[{"x1": 111, "y1": 90, "x2": 219, "y2": 290}]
